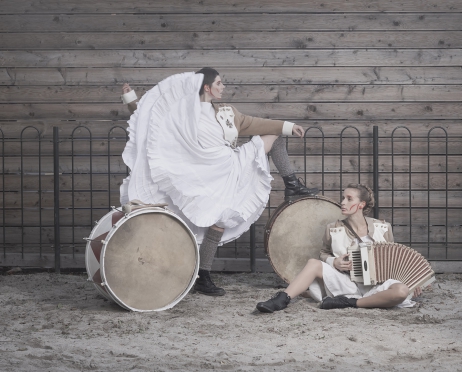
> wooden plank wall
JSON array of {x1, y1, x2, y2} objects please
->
[{"x1": 0, "y1": 0, "x2": 461, "y2": 269}]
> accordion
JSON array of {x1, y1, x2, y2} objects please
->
[{"x1": 348, "y1": 242, "x2": 435, "y2": 296}]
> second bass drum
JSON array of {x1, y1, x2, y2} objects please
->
[{"x1": 265, "y1": 196, "x2": 343, "y2": 283}]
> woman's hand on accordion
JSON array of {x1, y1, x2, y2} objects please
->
[
  {"x1": 413, "y1": 286, "x2": 423, "y2": 298},
  {"x1": 334, "y1": 254, "x2": 352, "y2": 272}
]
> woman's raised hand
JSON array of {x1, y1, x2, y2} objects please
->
[
  {"x1": 122, "y1": 83, "x2": 132, "y2": 94},
  {"x1": 292, "y1": 124, "x2": 305, "y2": 138},
  {"x1": 333, "y1": 253, "x2": 352, "y2": 272}
]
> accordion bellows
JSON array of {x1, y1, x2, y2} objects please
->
[{"x1": 348, "y1": 242, "x2": 435, "y2": 294}]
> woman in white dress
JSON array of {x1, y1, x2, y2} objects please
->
[
  {"x1": 256, "y1": 184, "x2": 423, "y2": 312},
  {"x1": 120, "y1": 68, "x2": 319, "y2": 296}
]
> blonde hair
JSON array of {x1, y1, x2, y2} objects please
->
[{"x1": 345, "y1": 183, "x2": 375, "y2": 215}]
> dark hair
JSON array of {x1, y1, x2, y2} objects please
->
[
  {"x1": 346, "y1": 183, "x2": 375, "y2": 215},
  {"x1": 196, "y1": 67, "x2": 219, "y2": 96}
]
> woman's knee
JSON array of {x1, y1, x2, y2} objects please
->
[
  {"x1": 305, "y1": 258, "x2": 322, "y2": 274},
  {"x1": 261, "y1": 135, "x2": 279, "y2": 153},
  {"x1": 391, "y1": 283, "x2": 409, "y2": 301},
  {"x1": 210, "y1": 224, "x2": 225, "y2": 233},
  {"x1": 306, "y1": 258, "x2": 320, "y2": 266}
]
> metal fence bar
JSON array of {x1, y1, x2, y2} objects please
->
[
  {"x1": 250, "y1": 224, "x2": 256, "y2": 273},
  {"x1": 0, "y1": 129, "x2": 4, "y2": 258},
  {"x1": 303, "y1": 127, "x2": 324, "y2": 191},
  {"x1": 70, "y1": 126, "x2": 93, "y2": 257},
  {"x1": 373, "y1": 126, "x2": 379, "y2": 219},
  {"x1": 20, "y1": 126, "x2": 42, "y2": 258},
  {"x1": 427, "y1": 127, "x2": 449, "y2": 259},
  {"x1": 339, "y1": 126, "x2": 361, "y2": 201},
  {"x1": 53, "y1": 127, "x2": 61, "y2": 273}
]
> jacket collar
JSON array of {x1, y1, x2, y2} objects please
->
[
  {"x1": 337, "y1": 216, "x2": 380, "y2": 240},
  {"x1": 211, "y1": 102, "x2": 230, "y2": 113}
]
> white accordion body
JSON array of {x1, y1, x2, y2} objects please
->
[{"x1": 348, "y1": 242, "x2": 435, "y2": 295}]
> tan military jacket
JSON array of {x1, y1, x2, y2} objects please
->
[{"x1": 319, "y1": 217, "x2": 394, "y2": 267}]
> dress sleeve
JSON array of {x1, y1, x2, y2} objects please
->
[
  {"x1": 319, "y1": 224, "x2": 335, "y2": 267},
  {"x1": 231, "y1": 105, "x2": 286, "y2": 136},
  {"x1": 384, "y1": 222, "x2": 394, "y2": 243}
]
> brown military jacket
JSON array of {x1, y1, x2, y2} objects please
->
[{"x1": 212, "y1": 103, "x2": 285, "y2": 136}]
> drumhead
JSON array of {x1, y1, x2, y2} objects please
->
[
  {"x1": 101, "y1": 208, "x2": 199, "y2": 312},
  {"x1": 265, "y1": 196, "x2": 344, "y2": 283}
]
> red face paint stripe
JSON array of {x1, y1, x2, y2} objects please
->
[{"x1": 349, "y1": 204, "x2": 358, "y2": 211}]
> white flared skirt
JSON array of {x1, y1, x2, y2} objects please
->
[{"x1": 120, "y1": 72, "x2": 273, "y2": 245}]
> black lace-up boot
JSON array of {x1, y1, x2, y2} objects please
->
[
  {"x1": 282, "y1": 174, "x2": 319, "y2": 201},
  {"x1": 193, "y1": 269, "x2": 226, "y2": 296},
  {"x1": 321, "y1": 296, "x2": 358, "y2": 310},
  {"x1": 256, "y1": 291, "x2": 291, "y2": 313}
]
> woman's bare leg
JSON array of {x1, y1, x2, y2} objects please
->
[
  {"x1": 260, "y1": 135, "x2": 279, "y2": 154},
  {"x1": 210, "y1": 224, "x2": 224, "y2": 233},
  {"x1": 356, "y1": 283, "x2": 409, "y2": 308},
  {"x1": 284, "y1": 259, "x2": 323, "y2": 298},
  {"x1": 256, "y1": 258, "x2": 323, "y2": 313}
]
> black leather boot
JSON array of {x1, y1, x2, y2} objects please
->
[
  {"x1": 320, "y1": 296, "x2": 357, "y2": 310},
  {"x1": 256, "y1": 291, "x2": 291, "y2": 313},
  {"x1": 282, "y1": 174, "x2": 319, "y2": 201},
  {"x1": 193, "y1": 269, "x2": 226, "y2": 296}
]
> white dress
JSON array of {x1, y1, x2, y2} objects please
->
[
  {"x1": 310, "y1": 235, "x2": 415, "y2": 308},
  {"x1": 120, "y1": 72, "x2": 273, "y2": 245}
]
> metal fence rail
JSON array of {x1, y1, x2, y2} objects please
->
[{"x1": 0, "y1": 125, "x2": 461, "y2": 272}]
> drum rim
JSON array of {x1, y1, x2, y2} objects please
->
[
  {"x1": 100, "y1": 207, "x2": 199, "y2": 312},
  {"x1": 264, "y1": 195, "x2": 342, "y2": 283}
]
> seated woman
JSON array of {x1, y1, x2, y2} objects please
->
[
  {"x1": 120, "y1": 68, "x2": 318, "y2": 297},
  {"x1": 256, "y1": 183, "x2": 422, "y2": 313}
]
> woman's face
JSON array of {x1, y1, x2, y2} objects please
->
[
  {"x1": 341, "y1": 188, "x2": 365, "y2": 216},
  {"x1": 206, "y1": 75, "x2": 225, "y2": 100}
]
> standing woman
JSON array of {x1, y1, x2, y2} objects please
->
[
  {"x1": 256, "y1": 184, "x2": 421, "y2": 313},
  {"x1": 120, "y1": 68, "x2": 318, "y2": 296}
]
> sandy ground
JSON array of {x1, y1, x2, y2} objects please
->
[{"x1": 0, "y1": 271, "x2": 461, "y2": 372}]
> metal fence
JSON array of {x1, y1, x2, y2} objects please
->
[{"x1": 0, "y1": 125, "x2": 461, "y2": 272}]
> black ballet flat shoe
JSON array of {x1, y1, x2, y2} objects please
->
[
  {"x1": 193, "y1": 269, "x2": 226, "y2": 296},
  {"x1": 256, "y1": 291, "x2": 291, "y2": 313},
  {"x1": 320, "y1": 295, "x2": 357, "y2": 310},
  {"x1": 282, "y1": 174, "x2": 319, "y2": 201}
]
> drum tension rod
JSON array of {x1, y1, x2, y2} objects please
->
[
  {"x1": 83, "y1": 237, "x2": 105, "y2": 242},
  {"x1": 111, "y1": 206, "x2": 125, "y2": 214}
]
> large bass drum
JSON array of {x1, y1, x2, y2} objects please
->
[
  {"x1": 85, "y1": 206, "x2": 199, "y2": 312},
  {"x1": 264, "y1": 196, "x2": 343, "y2": 283}
]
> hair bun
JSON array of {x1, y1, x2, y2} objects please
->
[{"x1": 346, "y1": 183, "x2": 375, "y2": 215}]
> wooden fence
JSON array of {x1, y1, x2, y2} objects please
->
[{"x1": 0, "y1": 0, "x2": 461, "y2": 272}]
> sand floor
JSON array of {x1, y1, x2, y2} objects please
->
[{"x1": 0, "y1": 271, "x2": 461, "y2": 371}]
